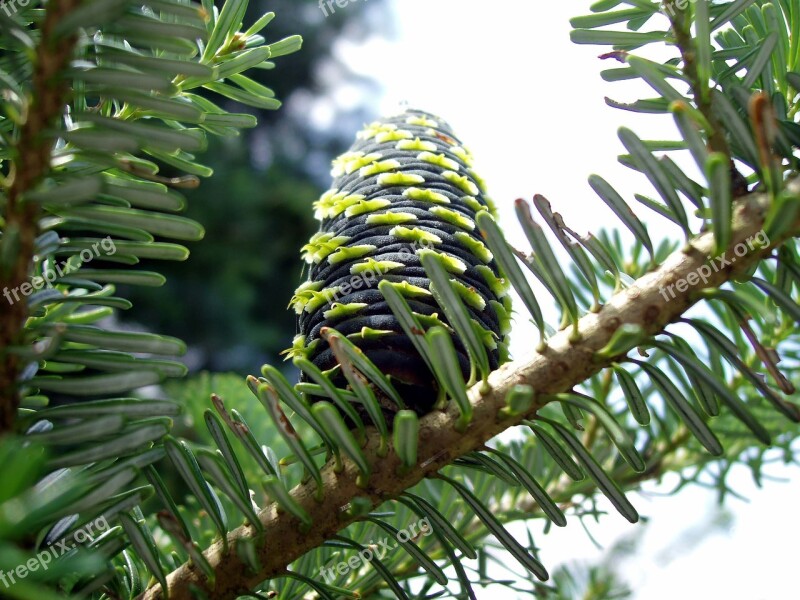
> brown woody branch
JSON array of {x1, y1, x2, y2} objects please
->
[
  {"x1": 141, "y1": 179, "x2": 800, "y2": 600},
  {"x1": 0, "y1": 0, "x2": 81, "y2": 433}
]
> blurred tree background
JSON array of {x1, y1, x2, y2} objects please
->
[{"x1": 121, "y1": 0, "x2": 390, "y2": 373}]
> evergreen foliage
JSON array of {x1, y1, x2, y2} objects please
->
[{"x1": 0, "y1": 1, "x2": 798, "y2": 598}]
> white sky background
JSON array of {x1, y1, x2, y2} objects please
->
[{"x1": 313, "y1": 1, "x2": 799, "y2": 597}]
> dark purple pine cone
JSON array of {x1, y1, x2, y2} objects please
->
[{"x1": 287, "y1": 109, "x2": 512, "y2": 418}]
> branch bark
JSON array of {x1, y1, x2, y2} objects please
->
[
  {"x1": 142, "y1": 180, "x2": 800, "y2": 600},
  {"x1": 0, "y1": 0, "x2": 81, "y2": 433}
]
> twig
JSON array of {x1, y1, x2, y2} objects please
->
[{"x1": 0, "y1": 0, "x2": 82, "y2": 433}]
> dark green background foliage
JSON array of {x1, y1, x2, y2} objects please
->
[
  {"x1": 122, "y1": 0, "x2": 390, "y2": 373},
  {"x1": 123, "y1": 139, "x2": 319, "y2": 372}
]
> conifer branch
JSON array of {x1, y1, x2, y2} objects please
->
[
  {"x1": 0, "y1": 0, "x2": 81, "y2": 431},
  {"x1": 142, "y1": 179, "x2": 800, "y2": 600}
]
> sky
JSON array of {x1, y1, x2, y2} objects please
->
[{"x1": 313, "y1": 1, "x2": 798, "y2": 597}]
